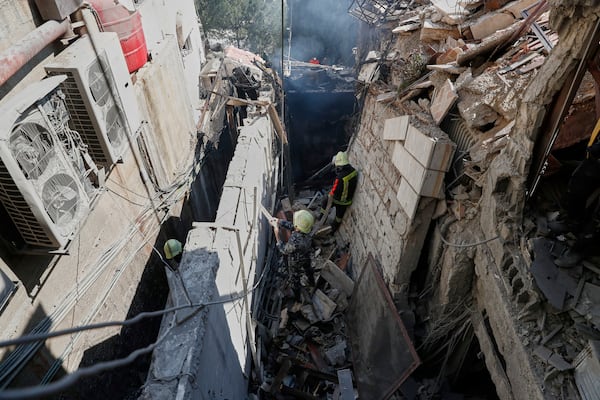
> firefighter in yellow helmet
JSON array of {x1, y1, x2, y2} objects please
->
[
  {"x1": 163, "y1": 239, "x2": 183, "y2": 270},
  {"x1": 319, "y1": 151, "x2": 358, "y2": 232},
  {"x1": 269, "y1": 210, "x2": 315, "y2": 296}
]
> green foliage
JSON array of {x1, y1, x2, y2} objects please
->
[{"x1": 195, "y1": 0, "x2": 282, "y2": 54}]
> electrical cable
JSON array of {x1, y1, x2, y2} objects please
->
[
  {"x1": 0, "y1": 293, "x2": 247, "y2": 349},
  {"x1": 106, "y1": 187, "x2": 149, "y2": 207},
  {"x1": 0, "y1": 291, "x2": 251, "y2": 399},
  {"x1": 0, "y1": 332, "x2": 163, "y2": 400}
]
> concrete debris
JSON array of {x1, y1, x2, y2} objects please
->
[
  {"x1": 313, "y1": 289, "x2": 337, "y2": 321},
  {"x1": 349, "y1": 0, "x2": 600, "y2": 397},
  {"x1": 252, "y1": 201, "x2": 358, "y2": 398},
  {"x1": 320, "y1": 260, "x2": 355, "y2": 297},
  {"x1": 430, "y1": 78, "x2": 458, "y2": 125}
]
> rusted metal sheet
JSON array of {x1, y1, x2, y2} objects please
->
[{"x1": 346, "y1": 254, "x2": 420, "y2": 400}]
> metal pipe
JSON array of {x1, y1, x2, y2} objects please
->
[{"x1": 0, "y1": 19, "x2": 70, "y2": 86}]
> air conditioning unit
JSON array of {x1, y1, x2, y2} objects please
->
[
  {"x1": 45, "y1": 32, "x2": 141, "y2": 168},
  {"x1": 0, "y1": 75, "x2": 95, "y2": 250}
]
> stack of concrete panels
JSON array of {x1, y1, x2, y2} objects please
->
[{"x1": 383, "y1": 116, "x2": 455, "y2": 220}]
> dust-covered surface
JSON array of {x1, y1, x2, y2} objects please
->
[{"x1": 341, "y1": 0, "x2": 600, "y2": 398}]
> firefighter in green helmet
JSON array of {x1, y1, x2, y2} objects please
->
[
  {"x1": 269, "y1": 210, "x2": 315, "y2": 297},
  {"x1": 163, "y1": 238, "x2": 183, "y2": 270}
]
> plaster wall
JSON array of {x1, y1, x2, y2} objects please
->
[
  {"x1": 0, "y1": 32, "x2": 198, "y2": 385},
  {"x1": 135, "y1": 36, "x2": 197, "y2": 189},
  {"x1": 137, "y1": 0, "x2": 205, "y2": 116}
]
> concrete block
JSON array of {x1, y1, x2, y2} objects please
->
[
  {"x1": 405, "y1": 124, "x2": 456, "y2": 172},
  {"x1": 392, "y1": 143, "x2": 446, "y2": 198},
  {"x1": 396, "y1": 178, "x2": 420, "y2": 221},
  {"x1": 430, "y1": 79, "x2": 459, "y2": 125},
  {"x1": 470, "y1": 12, "x2": 516, "y2": 40},
  {"x1": 383, "y1": 116, "x2": 410, "y2": 141},
  {"x1": 321, "y1": 260, "x2": 355, "y2": 297},
  {"x1": 504, "y1": 0, "x2": 539, "y2": 18}
]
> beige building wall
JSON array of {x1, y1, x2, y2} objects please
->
[{"x1": 0, "y1": 0, "x2": 202, "y2": 383}]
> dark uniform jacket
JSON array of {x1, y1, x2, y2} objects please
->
[
  {"x1": 276, "y1": 220, "x2": 312, "y2": 268},
  {"x1": 330, "y1": 164, "x2": 358, "y2": 205}
]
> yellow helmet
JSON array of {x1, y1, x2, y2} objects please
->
[
  {"x1": 334, "y1": 151, "x2": 349, "y2": 167},
  {"x1": 164, "y1": 239, "x2": 183, "y2": 260},
  {"x1": 293, "y1": 210, "x2": 314, "y2": 234}
]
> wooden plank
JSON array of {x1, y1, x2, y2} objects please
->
[{"x1": 267, "y1": 104, "x2": 288, "y2": 144}]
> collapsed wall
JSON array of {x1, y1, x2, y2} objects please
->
[{"x1": 341, "y1": 0, "x2": 600, "y2": 398}]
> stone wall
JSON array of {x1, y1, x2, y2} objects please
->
[{"x1": 339, "y1": 95, "x2": 436, "y2": 299}]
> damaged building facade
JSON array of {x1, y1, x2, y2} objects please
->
[{"x1": 336, "y1": 0, "x2": 600, "y2": 398}]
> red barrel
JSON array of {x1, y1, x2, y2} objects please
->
[{"x1": 89, "y1": 0, "x2": 148, "y2": 73}]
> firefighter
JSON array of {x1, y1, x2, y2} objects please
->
[
  {"x1": 319, "y1": 151, "x2": 358, "y2": 232},
  {"x1": 163, "y1": 239, "x2": 183, "y2": 270},
  {"x1": 270, "y1": 210, "x2": 315, "y2": 295},
  {"x1": 554, "y1": 119, "x2": 600, "y2": 267}
]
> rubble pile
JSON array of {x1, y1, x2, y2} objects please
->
[
  {"x1": 350, "y1": 0, "x2": 600, "y2": 398},
  {"x1": 251, "y1": 197, "x2": 358, "y2": 399}
]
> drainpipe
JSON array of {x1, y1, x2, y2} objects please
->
[{"x1": 0, "y1": 19, "x2": 70, "y2": 87}]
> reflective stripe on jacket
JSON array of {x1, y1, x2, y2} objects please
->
[{"x1": 330, "y1": 166, "x2": 358, "y2": 206}]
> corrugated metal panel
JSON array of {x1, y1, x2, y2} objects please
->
[{"x1": 574, "y1": 341, "x2": 600, "y2": 400}]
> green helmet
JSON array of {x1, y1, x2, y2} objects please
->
[
  {"x1": 334, "y1": 151, "x2": 349, "y2": 166},
  {"x1": 164, "y1": 239, "x2": 183, "y2": 260},
  {"x1": 293, "y1": 210, "x2": 314, "y2": 234}
]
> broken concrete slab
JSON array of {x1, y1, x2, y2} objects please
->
[
  {"x1": 469, "y1": 11, "x2": 516, "y2": 40},
  {"x1": 321, "y1": 260, "x2": 355, "y2": 297},
  {"x1": 404, "y1": 123, "x2": 456, "y2": 171},
  {"x1": 549, "y1": 352, "x2": 573, "y2": 371},
  {"x1": 426, "y1": 64, "x2": 468, "y2": 74},
  {"x1": 393, "y1": 16, "x2": 422, "y2": 34},
  {"x1": 534, "y1": 345, "x2": 553, "y2": 363},
  {"x1": 313, "y1": 289, "x2": 337, "y2": 321},
  {"x1": 392, "y1": 142, "x2": 447, "y2": 198},
  {"x1": 337, "y1": 369, "x2": 354, "y2": 400},
  {"x1": 396, "y1": 178, "x2": 420, "y2": 221},
  {"x1": 430, "y1": 0, "x2": 470, "y2": 25},
  {"x1": 420, "y1": 20, "x2": 462, "y2": 43},
  {"x1": 430, "y1": 79, "x2": 459, "y2": 125},
  {"x1": 383, "y1": 115, "x2": 410, "y2": 141}
]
